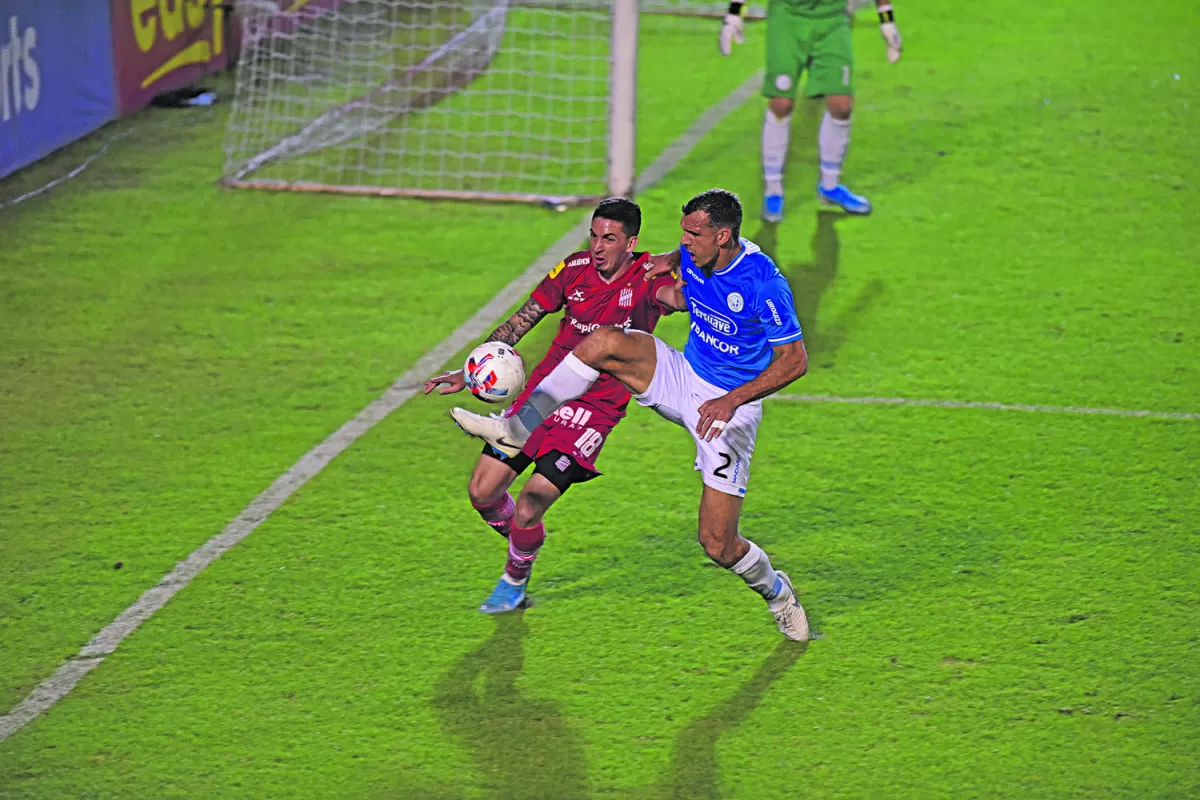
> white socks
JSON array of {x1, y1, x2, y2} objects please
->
[
  {"x1": 765, "y1": 108, "x2": 854, "y2": 193},
  {"x1": 819, "y1": 111, "x2": 851, "y2": 190},
  {"x1": 731, "y1": 541, "x2": 789, "y2": 609},
  {"x1": 513, "y1": 352, "x2": 598, "y2": 437},
  {"x1": 761, "y1": 108, "x2": 791, "y2": 197}
]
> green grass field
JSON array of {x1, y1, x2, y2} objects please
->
[{"x1": 1, "y1": 0, "x2": 1197, "y2": 796}]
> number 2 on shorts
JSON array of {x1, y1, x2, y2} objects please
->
[{"x1": 713, "y1": 452, "x2": 733, "y2": 480}]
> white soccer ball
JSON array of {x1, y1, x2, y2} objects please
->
[{"x1": 464, "y1": 342, "x2": 526, "y2": 404}]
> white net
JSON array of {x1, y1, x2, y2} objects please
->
[
  {"x1": 223, "y1": 0, "x2": 613, "y2": 202},
  {"x1": 514, "y1": 0, "x2": 766, "y2": 18}
]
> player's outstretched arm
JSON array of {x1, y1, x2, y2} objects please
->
[
  {"x1": 484, "y1": 296, "x2": 548, "y2": 347},
  {"x1": 423, "y1": 296, "x2": 548, "y2": 395},
  {"x1": 695, "y1": 340, "x2": 808, "y2": 440}
]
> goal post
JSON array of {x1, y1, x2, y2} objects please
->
[{"x1": 607, "y1": 0, "x2": 637, "y2": 199}]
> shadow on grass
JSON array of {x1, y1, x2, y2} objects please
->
[
  {"x1": 755, "y1": 212, "x2": 882, "y2": 370},
  {"x1": 434, "y1": 612, "x2": 588, "y2": 800},
  {"x1": 652, "y1": 640, "x2": 809, "y2": 800}
]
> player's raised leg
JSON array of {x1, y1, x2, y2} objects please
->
[
  {"x1": 452, "y1": 328, "x2": 658, "y2": 452},
  {"x1": 466, "y1": 454, "x2": 519, "y2": 539},
  {"x1": 479, "y1": 474, "x2": 559, "y2": 614},
  {"x1": 697, "y1": 485, "x2": 809, "y2": 641}
]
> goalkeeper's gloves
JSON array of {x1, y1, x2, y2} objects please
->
[
  {"x1": 878, "y1": 4, "x2": 902, "y2": 63},
  {"x1": 720, "y1": 3, "x2": 744, "y2": 57}
]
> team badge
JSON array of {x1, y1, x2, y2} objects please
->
[
  {"x1": 619, "y1": 286, "x2": 634, "y2": 308},
  {"x1": 727, "y1": 292, "x2": 744, "y2": 312}
]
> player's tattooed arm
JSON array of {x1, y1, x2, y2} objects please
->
[{"x1": 484, "y1": 296, "x2": 548, "y2": 346}]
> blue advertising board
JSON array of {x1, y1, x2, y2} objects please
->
[{"x1": 0, "y1": 1, "x2": 117, "y2": 178}]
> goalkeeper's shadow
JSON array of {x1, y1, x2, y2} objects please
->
[{"x1": 755, "y1": 210, "x2": 883, "y2": 372}]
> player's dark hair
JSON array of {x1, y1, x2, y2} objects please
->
[
  {"x1": 682, "y1": 189, "x2": 742, "y2": 240},
  {"x1": 593, "y1": 197, "x2": 641, "y2": 237}
]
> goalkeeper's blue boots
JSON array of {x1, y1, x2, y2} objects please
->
[
  {"x1": 817, "y1": 183, "x2": 872, "y2": 215},
  {"x1": 479, "y1": 575, "x2": 527, "y2": 615},
  {"x1": 761, "y1": 192, "x2": 785, "y2": 223}
]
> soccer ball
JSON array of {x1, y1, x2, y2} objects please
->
[{"x1": 464, "y1": 342, "x2": 525, "y2": 404}]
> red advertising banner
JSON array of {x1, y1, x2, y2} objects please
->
[{"x1": 111, "y1": 0, "x2": 230, "y2": 116}]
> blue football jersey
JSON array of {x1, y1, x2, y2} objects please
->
[{"x1": 680, "y1": 238, "x2": 804, "y2": 391}]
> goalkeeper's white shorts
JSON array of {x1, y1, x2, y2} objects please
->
[{"x1": 633, "y1": 334, "x2": 762, "y2": 497}]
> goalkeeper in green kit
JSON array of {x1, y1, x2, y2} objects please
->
[{"x1": 720, "y1": 0, "x2": 902, "y2": 220}]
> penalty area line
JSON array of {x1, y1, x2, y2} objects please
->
[
  {"x1": 0, "y1": 69, "x2": 765, "y2": 743},
  {"x1": 769, "y1": 394, "x2": 1200, "y2": 421}
]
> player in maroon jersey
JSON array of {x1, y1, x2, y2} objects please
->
[{"x1": 424, "y1": 198, "x2": 686, "y2": 614}]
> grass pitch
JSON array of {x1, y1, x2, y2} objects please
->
[{"x1": 1, "y1": 1, "x2": 1197, "y2": 797}]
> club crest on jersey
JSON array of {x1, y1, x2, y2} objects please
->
[
  {"x1": 619, "y1": 286, "x2": 634, "y2": 308},
  {"x1": 727, "y1": 292, "x2": 744, "y2": 312}
]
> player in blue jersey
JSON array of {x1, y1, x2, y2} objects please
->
[{"x1": 451, "y1": 189, "x2": 812, "y2": 641}]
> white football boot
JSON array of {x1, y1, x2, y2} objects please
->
[
  {"x1": 450, "y1": 407, "x2": 526, "y2": 459},
  {"x1": 769, "y1": 571, "x2": 810, "y2": 642}
]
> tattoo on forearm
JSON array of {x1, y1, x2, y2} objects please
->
[{"x1": 485, "y1": 297, "x2": 546, "y2": 346}]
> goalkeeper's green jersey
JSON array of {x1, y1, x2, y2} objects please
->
[{"x1": 777, "y1": 0, "x2": 848, "y2": 18}]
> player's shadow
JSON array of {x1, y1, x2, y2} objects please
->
[
  {"x1": 651, "y1": 641, "x2": 808, "y2": 800},
  {"x1": 433, "y1": 613, "x2": 588, "y2": 800},
  {"x1": 755, "y1": 213, "x2": 883, "y2": 371}
]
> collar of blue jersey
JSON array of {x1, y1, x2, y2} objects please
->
[{"x1": 712, "y1": 237, "x2": 761, "y2": 276}]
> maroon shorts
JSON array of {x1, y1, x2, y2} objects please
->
[{"x1": 483, "y1": 399, "x2": 621, "y2": 491}]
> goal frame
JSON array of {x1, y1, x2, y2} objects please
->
[{"x1": 221, "y1": 0, "x2": 644, "y2": 205}]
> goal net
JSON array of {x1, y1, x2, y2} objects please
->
[
  {"x1": 223, "y1": 0, "x2": 628, "y2": 203},
  {"x1": 220, "y1": 0, "x2": 874, "y2": 203}
]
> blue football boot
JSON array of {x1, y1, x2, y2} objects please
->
[
  {"x1": 761, "y1": 192, "x2": 785, "y2": 223},
  {"x1": 817, "y1": 183, "x2": 872, "y2": 215},
  {"x1": 479, "y1": 576, "x2": 527, "y2": 615}
]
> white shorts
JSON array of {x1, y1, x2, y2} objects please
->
[{"x1": 633, "y1": 336, "x2": 762, "y2": 497}]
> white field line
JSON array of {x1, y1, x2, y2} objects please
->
[
  {"x1": 769, "y1": 394, "x2": 1199, "y2": 421},
  {"x1": 0, "y1": 70, "x2": 765, "y2": 743}
]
